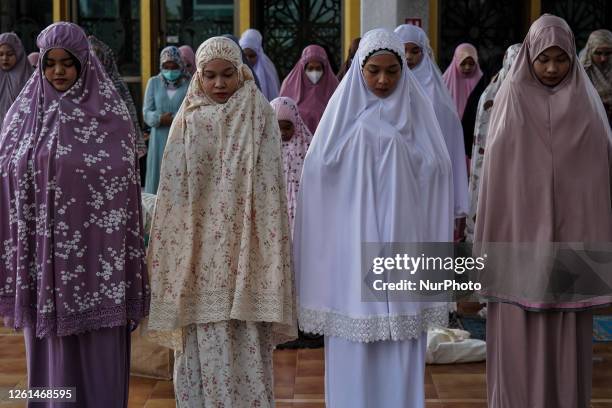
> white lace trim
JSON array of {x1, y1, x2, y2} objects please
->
[
  {"x1": 149, "y1": 291, "x2": 294, "y2": 327},
  {"x1": 298, "y1": 306, "x2": 448, "y2": 343},
  {"x1": 145, "y1": 290, "x2": 297, "y2": 350},
  {"x1": 358, "y1": 29, "x2": 406, "y2": 69}
]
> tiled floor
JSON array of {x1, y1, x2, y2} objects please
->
[{"x1": 1, "y1": 328, "x2": 611, "y2": 408}]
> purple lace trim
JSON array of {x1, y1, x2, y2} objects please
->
[{"x1": 7, "y1": 297, "x2": 150, "y2": 338}]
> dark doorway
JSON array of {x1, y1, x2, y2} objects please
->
[
  {"x1": 438, "y1": 0, "x2": 531, "y2": 78},
  {"x1": 252, "y1": 0, "x2": 342, "y2": 80},
  {"x1": 542, "y1": 0, "x2": 612, "y2": 51}
]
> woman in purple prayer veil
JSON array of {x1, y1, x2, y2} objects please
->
[
  {"x1": 0, "y1": 32, "x2": 34, "y2": 128},
  {"x1": 0, "y1": 22, "x2": 149, "y2": 407}
]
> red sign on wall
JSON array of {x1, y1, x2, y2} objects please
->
[{"x1": 405, "y1": 18, "x2": 422, "y2": 27}]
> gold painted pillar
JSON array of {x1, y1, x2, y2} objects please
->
[
  {"x1": 530, "y1": 0, "x2": 541, "y2": 22},
  {"x1": 238, "y1": 0, "x2": 251, "y2": 36},
  {"x1": 428, "y1": 0, "x2": 439, "y2": 60},
  {"x1": 52, "y1": 0, "x2": 71, "y2": 21},
  {"x1": 141, "y1": 0, "x2": 157, "y2": 98},
  {"x1": 343, "y1": 0, "x2": 360, "y2": 58}
]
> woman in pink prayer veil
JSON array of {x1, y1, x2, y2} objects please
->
[{"x1": 280, "y1": 45, "x2": 339, "y2": 134}]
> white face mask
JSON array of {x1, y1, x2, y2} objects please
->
[{"x1": 306, "y1": 69, "x2": 323, "y2": 84}]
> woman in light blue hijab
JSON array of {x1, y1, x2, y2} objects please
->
[{"x1": 143, "y1": 46, "x2": 190, "y2": 193}]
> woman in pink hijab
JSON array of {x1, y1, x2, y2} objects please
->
[
  {"x1": 179, "y1": 45, "x2": 196, "y2": 75},
  {"x1": 270, "y1": 97, "x2": 312, "y2": 235},
  {"x1": 476, "y1": 15, "x2": 612, "y2": 408},
  {"x1": 280, "y1": 45, "x2": 339, "y2": 134},
  {"x1": 444, "y1": 43, "x2": 486, "y2": 241},
  {"x1": 443, "y1": 43, "x2": 483, "y2": 118},
  {"x1": 443, "y1": 43, "x2": 486, "y2": 158}
]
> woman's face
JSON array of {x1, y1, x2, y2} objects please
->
[
  {"x1": 244, "y1": 48, "x2": 257, "y2": 66},
  {"x1": 403, "y1": 42, "x2": 423, "y2": 69},
  {"x1": 43, "y1": 48, "x2": 79, "y2": 92},
  {"x1": 305, "y1": 60, "x2": 323, "y2": 72},
  {"x1": 278, "y1": 120, "x2": 295, "y2": 141},
  {"x1": 532, "y1": 46, "x2": 571, "y2": 87},
  {"x1": 162, "y1": 61, "x2": 180, "y2": 70},
  {"x1": 0, "y1": 44, "x2": 17, "y2": 71},
  {"x1": 592, "y1": 46, "x2": 612, "y2": 69},
  {"x1": 305, "y1": 60, "x2": 324, "y2": 84},
  {"x1": 459, "y1": 56, "x2": 476, "y2": 75},
  {"x1": 362, "y1": 53, "x2": 402, "y2": 98},
  {"x1": 200, "y1": 58, "x2": 240, "y2": 104}
]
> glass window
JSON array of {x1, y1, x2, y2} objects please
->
[
  {"x1": 165, "y1": 0, "x2": 234, "y2": 49},
  {"x1": 0, "y1": 0, "x2": 52, "y2": 54},
  {"x1": 77, "y1": 0, "x2": 140, "y2": 77}
]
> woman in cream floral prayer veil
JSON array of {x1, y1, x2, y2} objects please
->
[{"x1": 146, "y1": 36, "x2": 297, "y2": 407}]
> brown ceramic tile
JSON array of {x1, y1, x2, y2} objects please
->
[
  {"x1": 143, "y1": 399, "x2": 176, "y2": 408},
  {"x1": 297, "y1": 348, "x2": 324, "y2": 361},
  {"x1": 274, "y1": 364, "x2": 297, "y2": 386},
  {"x1": 0, "y1": 376, "x2": 26, "y2": 388},
  {"x1": 128, "y1": 376, "x2": 157, "y2": 405},
  {"x1": 149, "y1": 381, "x2": 174, "y2": 399},
  {"x1": 442, "y1": 402, "x2": 488, "y2": 408},
  {"x1": 426, "y1": 362, "x2": 485, "y2": 375},
  {"x1": 274, "y1": 349, "x2": 299, "y2": 399},
  {"x1": 593, "y1": 385, "x2": 612, "y2": 399},
  {"x1": 0, "y1": 402, "x2": 26, "y2": 408},
  {"x1": 296, "y1": 357, "x2": 324, "y2": 377},
  {"x1": 3, "y1": 331, "x2": 612, "y2": 406},
  {"x1": 425, "y1": 381, "x2": 439, "y2": 399},
  {"x1": 274, "y1": 384, "x2": 295, "y2": 400},
  {"x1": 274, "y1": 349, "x2": 298, "y2": 363},
  {"x1": 1, "y1": 360, "x2": 26, "y2": 377},
  {"x1": 293, "y1": 374, "x2": 325, "y2": 399},
  {"x1": 431, "y1": 374, "x2": 487, "y2": 400}
]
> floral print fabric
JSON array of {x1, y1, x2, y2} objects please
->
[
  {"x1": 174, "y1": 321, "x2": 275, "y2": 407},
  {"x1": 88, "y1": 35, "x2": 147, "y2": 158},
  {"x1": 465, "y1": 44, "x2": 520, "y2": 242},
  {"x1": 146, "y1": 37, "x2": 296, "y2": 351},
  {"x1": 270, "y1": 97, "x2": 312, "y2": 235},
  {"x1": 0, "y1": 22, "x2": 149, "y2": 337}
]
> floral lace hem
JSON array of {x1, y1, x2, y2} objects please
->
[
  {"x1": 145, "y1": 293, "x2": 297, "y2": 351},
  {"x1": 6, "y1": 297, "x2": 150, "y2": 338},
  {"x1": 298, "y1": 305, "x2": 448, "y2": 343},
  {"x1": 147, "y1": 291, "x2": 296, "y2": 332}
]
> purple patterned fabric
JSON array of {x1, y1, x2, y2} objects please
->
[
  {"x1": 0, "y1": 32, "x2": 34, "y2": 127},
  {"x1": 0, "y1": 22, "x2": 149, "y2": 338}
]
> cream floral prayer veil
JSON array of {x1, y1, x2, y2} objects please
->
[
  {"x1": 183, "y1": 36, "x2": 255, "y2": 108},
  {"x1": 146, "y1": 36, "x2": 297, "y2": 350}
]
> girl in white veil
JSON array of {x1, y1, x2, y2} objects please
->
[
  {"x1": 294, "y1": 28, "x2": 453, "y2": 407},
  {"x1": 395, "y1": 24, "x2": 469, "y2": 220}
]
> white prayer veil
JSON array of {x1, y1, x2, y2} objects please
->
[
  {"x1": 395, "y1": 24, "x2": 469, "y2": 218},
  {"x1": 293, "y1": 29, "x2": 453, "y2": 343}
]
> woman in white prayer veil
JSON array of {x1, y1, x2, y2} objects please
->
[
  {"x1": 293, "y1": 28, "x2": 453, "y2": 408},
  {"x1": 395, "y1": 24, "x2": 469, "y2": 220}
]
